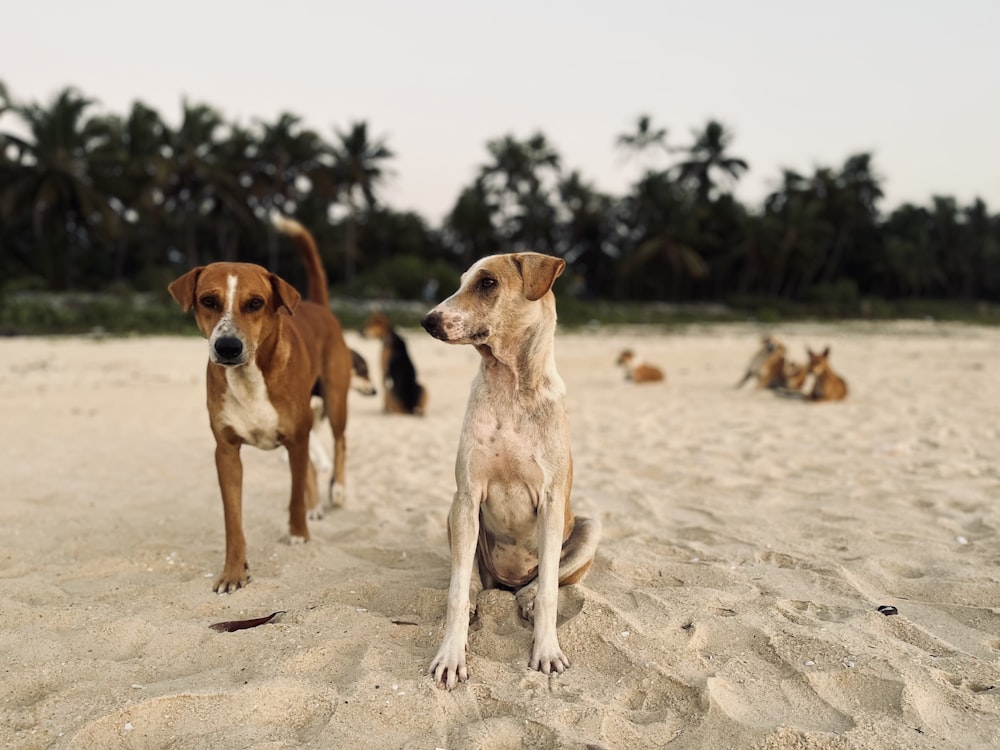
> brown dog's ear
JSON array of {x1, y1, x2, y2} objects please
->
[
  {"x1": 167, "y1": 267, "x2": 205, "y2": 312},
  {"x1": 822, "y1": 346, "x2": 830, "y2": 358},
  {"x1": 513, "y1": 253, "x2": 566, "y2": 302},
  {"x1": 269, "y1": 273, "x2": 302, "y2": 313}
]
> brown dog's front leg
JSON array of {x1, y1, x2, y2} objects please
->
[{"x1": 214, "y1": 440, "x2": 249, "y2": 593}]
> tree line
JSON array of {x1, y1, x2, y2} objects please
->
[{"x1": 2, "y1": 83, "x2": 998, "y2": 311}]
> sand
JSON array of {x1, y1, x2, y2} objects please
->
[{"x1": 1, "y1": 321, "x2": 998, "y2": 749}]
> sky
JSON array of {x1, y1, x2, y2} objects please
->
[{"x1": 2, "y1": 0, "x2": 998, "y2": 224}]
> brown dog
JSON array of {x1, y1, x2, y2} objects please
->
[
  {"x1": 167, "y1": 215, "x2": 351, "y2": 593},
  {"x1": 806, "y1": 346, "x2": 848, "y2": 401},
  {"x1": 616, "y1": 348, "x2": 665, "y2": 383},
  {"x1": 361, "y1": 311, "x2": 427, "y2": 415},
  {"x1": 783, "y1": 358, "x2": 809, "y2": 392},
  {"x1": 421, "y1": 252, "x2": 600, "y2": 689},
  {"x1": 737, "y1": 335, "x2": 788, "y2": 389}
]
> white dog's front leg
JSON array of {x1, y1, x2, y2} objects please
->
[
  {"x1": 529, "y1": 489, "x2": 570, "y2": 674},
  {"x1": 430, "y1": 495, "x2": 479, "y2": 690}
]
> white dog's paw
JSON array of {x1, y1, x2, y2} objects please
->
[
  {"x1": 328, "y1": 482, "x2": 346, "y2": 509},
  {"x1": 429, "y1": 638, "x2": 469, "y2": 690},
  {"x1": 529, "y1": 636, "x2": 569, "y2": 675},
  {"x1": 308, "y1": 506, "x2": 324, "y2": 522}
]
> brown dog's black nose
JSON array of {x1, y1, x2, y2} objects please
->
[
  {"x1": 214, "y1": 336, "x2": 244, "y2": 362},
  {"x1": 421, "y1": 312, "x2": 441, "y2": 337}
]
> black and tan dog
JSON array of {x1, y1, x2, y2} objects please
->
[
  {"x1": 167, "y1": 215, "x2": 351, "y2": 593},
  {"x1": 362, "y1": 310, "x2": 427, "y2": 415}
]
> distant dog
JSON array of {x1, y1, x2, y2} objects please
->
[
  {"x1": 349, "y1": 348, "x2": 377, "y2": 397},
  {"x1": 736, "y1": 335, "x2": 788, "y2": 390},
  {"x1": 421, "y1": 252, "x2": 600, "y2": 690},
  {"x1": 782, "y1": 357, "x2": 809, "y2": 392},
  {"x1": 361, "y1": 311, "x2": 427, "y2": 415},
  {"x1": 806, "y1": 347, "x2": 848, "y2": 401},
  {"x1": 167, "y1": 214, "x2": 351, "y2": 593},
  {"x1": 616, "y1": 349, "x2": 665, "y2": 383}
]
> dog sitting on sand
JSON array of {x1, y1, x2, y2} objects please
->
[
  {"x1": 361, "y1": 311, "x2": 427, "y2": 415},
  {"x1": 736, "y1": 335, "x2": 788, "y2": 390},
  {"x1": 616, "y1": 349, "x2": 665, "y2": 383},
  {"x1": 420, "y1": 252, "x2": 600, "y2": 690},
  {"x1": 805, "y1": 347, "x2": 848, "y2": 401}
]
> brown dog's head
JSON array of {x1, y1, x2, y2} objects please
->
[
  {"x1": 167, "y1": 262, "x2": 301, "y2": 367},
  {"x1": 616, "y1": 349, "x2": 636, "y2": 367},
  {"x1": 420, "y1": 252, "x2": 565, "y2": 349},
  {"x1": 806, "y1": 346, "x2": 832, "y2": 376},
  {"x1": 361, "y1": 311, "x2": 392, "y2": 341}
]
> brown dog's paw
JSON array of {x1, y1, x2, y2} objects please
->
[
  {"x1": 214, "y1": 563, "x2": 250, "y2": 594},
  {"x1": 328, "y1": 482, "x2": 346, "y2": 509}
]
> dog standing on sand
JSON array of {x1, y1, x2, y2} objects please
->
[
  {"x1": 421, "y1": 252, "x2": 600, "y2": 690},
  {"x1": 167, "y1": 215, "x2": 351, "y2": 593},
  {"x1": 362, "y1": 311, "x2": 427, "y2": 415},
  {"x1": 616, "y1": 348, "x2": 665, "y2": 383}
]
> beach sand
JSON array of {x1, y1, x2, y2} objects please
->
[{"x1": 1, "y1": 321, "x2": 998, "y2": 749}]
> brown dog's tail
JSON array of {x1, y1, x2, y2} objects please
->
[{"x1": 271, "y1": 213, "x2": 329, "y2": 306}]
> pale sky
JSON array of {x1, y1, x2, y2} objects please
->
[{"x1": 2, "y1": 0, "x2": 998, "y2": 223}]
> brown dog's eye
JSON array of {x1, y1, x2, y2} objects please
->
[
  {"x1": 200, "y1": 296, "x2": 218, "y2": 310},
  {"x1": 246, "y1": 297, "x2": 264, "y2": 312},
  {"x1": 477, "y1": 277, "x2": 497, "y2": 292}
]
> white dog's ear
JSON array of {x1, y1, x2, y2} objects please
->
[{"x1": 513, "y1": 253, "x2": 566, "y2": 301}]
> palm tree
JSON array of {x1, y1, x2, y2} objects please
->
[
  {"x1": 963, "y1": 198, "x2": 1000, "y2": 299},
  {"x1": 160, "y1": 100, "x2": 249, "y2": 267},
  {"x1": 241, "y1": 112, "x2": 327, "y2": 271},
  {"x1": 84, "y1": 100, "x2": 172, "y2": 283},
  {"x1": 556, "y1": 171, "x2": 619, "y2": 297},
  {"x1": 0, "y1": 80, "x2": 10, "y2": 118},
  {"x1": 481, "y1": 132, "x2": 560, "y2": 196},
  {"x1": 882, "y1": 204, "x2": 945, "y2": 297},
  {"x1": 675, "y1": 119, "x2": 748, "y2": 202},
  {"x1": 616, "y1": 169, "x2": 708, "y2": 299},
  {"x1": 329, "y1": 120, "x2": 393, "y2": 291},
  {"x1": 479, "y1": 132, "x2": 561, "y2": 251},
  {"x1": 444, "y1": 177, "x2": 501, "y2": 267},
  {"x1": 824, "y1": 153, "x2": 883, "y2": 286},
  {"x1": 0, "y1": 87, "x2": 114, "y2": 288},
  {"x1": 615, "y1": 114, "x2": 671, "y2": 168}
]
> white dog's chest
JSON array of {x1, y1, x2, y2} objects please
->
[{"x1": 219, "y1": 364, "x2": 281, "y2": 449}]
